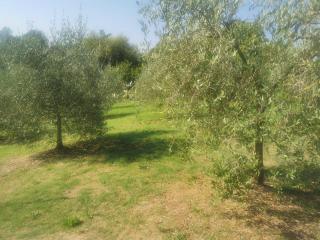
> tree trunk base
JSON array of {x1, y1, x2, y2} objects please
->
[
  {"x1": 257, "y1": 171, "x2": 265, "y2": 185},
  {"x1": 55, "y1": 144, "x2": 65, "y2": 153},
  {"x1": 255, "y1": 139, "x2": 264, "y2": 185}
]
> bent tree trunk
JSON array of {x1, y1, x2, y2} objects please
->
[
  {"x1": 56, "y1": 112, "x2": 64, "y2": 150},
  {"x1": 255, "y1": 122, "x2": 264, "y2": 185}
]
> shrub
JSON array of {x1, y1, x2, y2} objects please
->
[
  {"x1": 211, "y1": 152, "x2": 257, "y2": 197},
  {"x1": 269, "y1": 159, "x2": 320, "y2": 193}
]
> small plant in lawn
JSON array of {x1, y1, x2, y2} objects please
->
[{"x1": 63, "y1": 216, "x2": 83, "y2": 228}]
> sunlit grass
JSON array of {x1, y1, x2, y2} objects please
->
[{"x1": 0, "y1": 101, "x2": 196, "y2": 239}]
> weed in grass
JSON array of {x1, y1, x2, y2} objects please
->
[
  {"x1": 63, "y1": 216, "x2": 83, "y2": 228},
  {"x1": 78, "y1": 190, "x2": 95, "y2": 219},
  {"x1": 31, "y1": 210, "x2": 41, "y2": 219},
  {"x1": 138, "y1": 162, "x2": 151, "y2": 170},
  {"x1": 169, "y1": 231, "x2": 188, "y2": 240}
]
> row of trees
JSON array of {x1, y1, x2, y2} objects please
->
[
  {"x1": 0, "y1": 1, "x2": 317, "y2": 193},
  {"x1": 0, "y1": 20, "x2": 141, "y2": 150},
  {"x1": 136, "y1": 0, "x2": 319, "y2": 192},
  {"x1": 85, "y1": 31, "x2": 142, "y2": 88}
]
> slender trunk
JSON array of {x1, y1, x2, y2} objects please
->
[
  {"x1": 255, "y1": 126, "x2": 264, "y2": 185},
  {"x1": 56, "y1": 112, "x2": 63, "y2": 150},
  {"x1": 255, "y1": 72, "x2": 265, "y2": 185},
  {"x1": 254, "y1": 66, "x2": 265, "y2": 185},
  {"x1": 225, "y1": 22, "x2": 265, "y2": 184}
]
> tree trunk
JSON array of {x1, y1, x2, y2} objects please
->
[
  {"x1": 226, "y1": 23, "x2": 265, "y2": 185},
  {"x1": 56, "y1": 112, "x2": 63, "y2": 151},
  {"x1": 255, "y1": 123, "x2": 264, "y2": 185}
]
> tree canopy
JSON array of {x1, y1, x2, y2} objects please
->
[
  {"x1": 0, "y1": 22, "x2": 118, "y2": 149},
  {"x1": 136, "y1": 0, "x2": 319, "y2": 192},
  {"x1": 85, "y1": 34, "x2": 142, "y2": 87}
]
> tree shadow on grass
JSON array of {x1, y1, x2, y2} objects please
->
[
  {"x1": 33, "y1": 130, "x2": 179, "y2": 164},
  {"x1": 223, "y1": 185, "x2": 320, "y2": 239},
  {"x1": 105, "y1": 112, "x2": 135, "y2": 120},
  {"x1": 111, "y1": 103, "x2": 136, "y2": 110}
]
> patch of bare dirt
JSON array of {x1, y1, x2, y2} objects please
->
[
  {"x1": 0, "y1": 155, "x2": 39, "y2": 177},
  {"x1": 129, "y1": 177, "x2": 253, "y2": 239},
  {"x1": 130, "y1": 178, "x2": 320, "y2": 240},
  {"x1": 227, "y1": 186, "x2": 320, "y2": 240},
  {"x1": 39, "y1": 232, "x2": 97, "y2": 240}
]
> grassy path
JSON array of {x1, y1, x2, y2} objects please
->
[{"x1": 0, "y1": 102, "x2": 319, "y2": 240}]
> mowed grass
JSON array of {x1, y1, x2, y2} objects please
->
[
  {"x1": 0, "y1": 102, "x2": 200, "y2": 239},
  {"x1": 0, "y1": 101, "x2": 319, "y2": 240}
]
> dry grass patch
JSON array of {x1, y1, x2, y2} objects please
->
[
  {"x1": 64, "y1": 167, "x2": 113, "y2": 199},
  {"x1": 130, "y1": 178, "x2": 320, "y2": 240},
  {"x1": 0, "y1": 155, "x2": 40, "y2": 177}
]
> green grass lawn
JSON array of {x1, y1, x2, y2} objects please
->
[{"x1": 0, "y1": 101, "x2": 319, "y2": 240}]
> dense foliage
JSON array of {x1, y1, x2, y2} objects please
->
[
  {"x1": 137, "y1": 0, "x2": 319, "y2": 193},
  {"x1": 0, "y1": 21, "x2": 124, "y2": 149},
  {"x1": 85, "y1": 34, "x2": 142, "y2": 88}
]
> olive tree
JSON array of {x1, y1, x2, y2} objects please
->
[
  {"x1": 0, "y1": 29, "x2": 47, "y2": 140},
  {"x1": 137, "y1": 0, "x2": 303, "y2": 189},
  {"x1": 0, "y1": 21, "x2": 116, "y2": 150},
  {"x1": 256, "y1": 0, "x2": 320, "y2": 189}
]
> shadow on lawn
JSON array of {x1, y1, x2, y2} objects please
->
[
  {"x1": 224, "y1": 185, "x2": 320, "y2": 239},
  {"x1": 34, "y1": 130, "x2": 179, "y2": 164},
  {"x1": 105, "y1": 112, "x2": 135, "y2": 120},
  {"x1": 111, "y1": 103, "x2": 136, "y2": 110}
]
